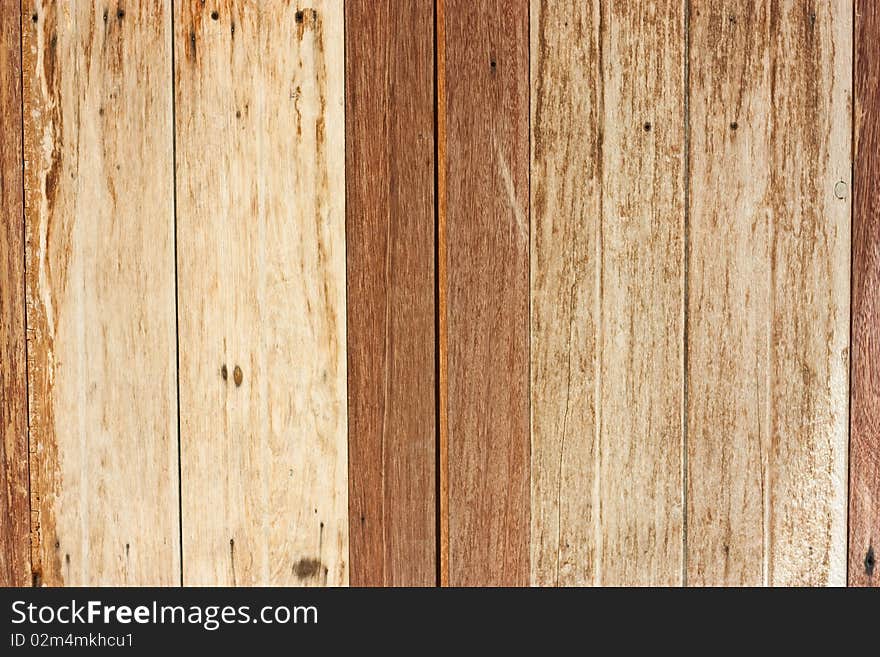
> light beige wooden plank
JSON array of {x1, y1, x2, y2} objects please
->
[
  {"x1": 531, "y1": 0, "x2": 685, "y2": 586},
  {"x1": 687, "y1": 0, "x2": 850, "y2": 586},
  {"x1": 175, "y1": 1, "x2": 347, "y2": 586},
  {"x1": 22, "y1": 0, "x2": 179, "y2": 585}
]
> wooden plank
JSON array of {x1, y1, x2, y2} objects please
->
[
  {"x1": 176, "y1": 1, "x2": 348, "y2": 586},
  {"x1": 345, "y1": 0, "x2": 436, "y2": 586},
  {"x1": 437, "y1": 0, "x2": 449, "y2": 588},
  {"x1": 530, "y1": 1, "x2": 686, "y2": 586},
  {"x1": 851, "y1": 0, "x2": 880, "y2": 587},
  {"x1": 22, "y1": 0, "x2": 179, "y2": 585},
  {"x1": 442, "y1": 0, "x2": 530, "y2": 586},
  {"x1": 688, "y1": 0, "x2": 850, "y2": 586},
  {"x1": 0, "y1": 2, "x2": 31, "y2": 587}
]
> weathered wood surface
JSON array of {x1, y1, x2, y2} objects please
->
[
  {"x1": 175, "y1": 1, "x2": 348, "y2": 586},
  {"x1": 345, "y1": 0, "x2": 436, "y2": 586},
  {"x1": 850, "y1": 0, "x2": 880, "y2": 587},
  {"x1": 22, "y1": 0, "x2": 180, "y2": 585},
  {"x1": 442, "y1": 0, "x2": 530, "y2": 586},
  {"x1": 0, "y1": 2, "x2": 31, "y2": 586},
  {"x1": 530, "y1": 0, "x2": 686, "y2": 587},
  {"x1": 687, "y1": 0, "x2": 850, "y2": 586},
  {"x1": 0, "y1": 0, "x2": 861, "y2": 589}
]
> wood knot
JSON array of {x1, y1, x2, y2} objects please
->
[
  {"x1": 866, "y1": 546, "x2": 876, "y2": 576},
  {"x1": 233, "y1": 365, "x2": 243, "y2": 387},
  {"x1": 220, "y1": 364, "x2": 228, "y2": 381}
]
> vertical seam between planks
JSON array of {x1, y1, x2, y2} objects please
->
[
  {"x1": 763, "y1": 2, "x2": 775, "y2": 585},
  {"x1": 845, "y1": 0, "x2": 854, "y2": 588},
  {"x1": 432, "y1": 0, "x2": 441, "y2": 588},
  {"x1": 593, "y1": 0, "x2": 605, "y2": 588},
  {"x1": 170, "y1": 0, "x2": 184, "y2": 587},
  {"x1": 343, "y1": 0, "x2": 352, "y2": 588},
  {"x1": 764, "y1": 0, "x2": 779, "y2": 586},
  {"x1": 682, "y1": 0, "x2": 690, "y2": 588},
  {"x1": 344, "y1": 0, "x2": 349, "y2": 585},
  {"x1": 436, "y1": 0, "x2": 449, "y2": 588},
  {"x1": 18, "y1": 0, "x2": 34, "y2": 587},
  {"x1": 526, "y1": 0, "x2": 533, "y2": 589}
]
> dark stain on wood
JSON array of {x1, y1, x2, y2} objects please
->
[{"x1": 292, "y1": 557, "x2": 323, "y2": 579}]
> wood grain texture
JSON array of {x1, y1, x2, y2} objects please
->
[
  {"x1": 530, "y1": 0, "x2": 686, "y2": 587},
  {"x1": 687, "y1": 0, "x2": 850, "y2": 586},
  {"x1": 443, "y1": 0, "x2": 530, "y2": 586},
  {"x1": 0, "y1": 2, "x2": 31, "y2": 586},
  {"x1": 850, "y1": 0, "x2": 880, "y2": 587},
  {"x1": 437, "y1": 0, "x2": 449, "y2": 587},
  {"x1": 22, "y1": 0, "x2": 179, "y2": 585},
  {"x1": 175, "y1": 1, "x2": 348, "y2": 586},
  {"x1": 345, "y1": 0, "x2": 436, "y2": 587}
]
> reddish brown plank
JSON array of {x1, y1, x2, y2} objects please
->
[
  {"x1": 442, "y1": 0, "x2": 530, "y2": 586},
  {"x1": 851, "y1": 0, "x2": 880, "y2": 587},
  {"x1": 437, "y1": 0, "x2": 449, "y2": 588},
  {"x1": 345, "y1": 0, "x2": 436, "y2": 586},
  {"x1": 0, "y1": 3, "x2": 30, "y2": 587}
]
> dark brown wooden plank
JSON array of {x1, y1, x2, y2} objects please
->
[
  {"x1": 0, "y1": 3, "x2": 30, "y2": 587},
  {"x1": 345, "y1": 0, "x2": 436, "y2": 586},
  {"x1": 851, "y1": 0, "x2": 880, "y2": 587},
  {"x1": 442, "y1": 0, "x2": 530, "y2": 586}
]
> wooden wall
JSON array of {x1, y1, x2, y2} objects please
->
[{"x1": 0, "y1": 1, "x2": 874, "y2": 587}]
